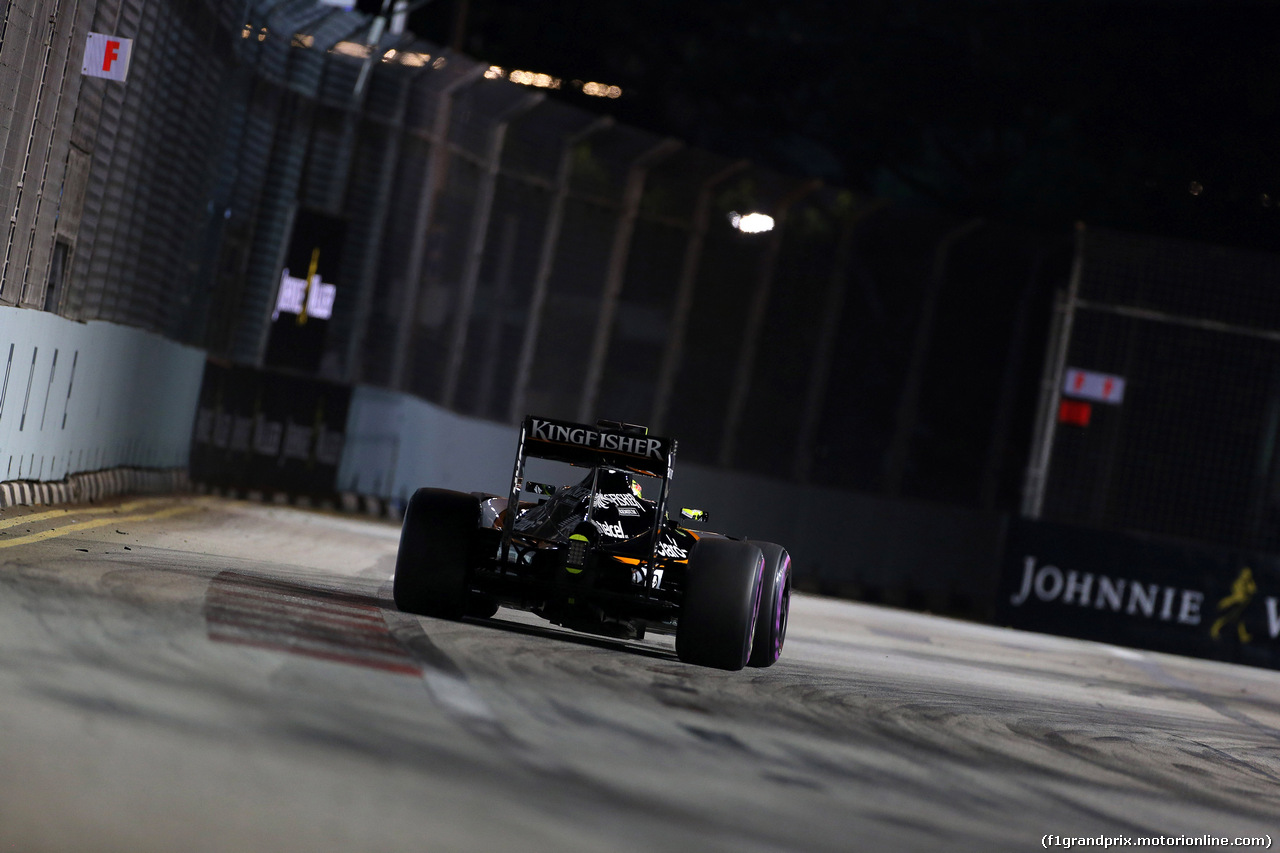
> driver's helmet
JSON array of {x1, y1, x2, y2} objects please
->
[{"x1": 594, "y1": 468, "x2": 642, "y2": 500}]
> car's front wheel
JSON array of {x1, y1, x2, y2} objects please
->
[
  {"x1": 676, "y1": 538, "x2": 764, "y2": 670},
  {"x1": 393, "y1": 488, "x2": 479, "y2": 620}
]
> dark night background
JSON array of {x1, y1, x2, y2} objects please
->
[{"x1": 382, "y1": 0, "x2": 1280, "y2": 254}]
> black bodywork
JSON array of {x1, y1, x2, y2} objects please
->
[{"x1": 467, "y1": 415, "x2": 706, "y2": 639}]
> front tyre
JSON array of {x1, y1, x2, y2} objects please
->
[
  {"x1": 748, "y1": 542, "x2": 791, "y2": 668},
  {"x1": 676, "y1": 538, "x2": 764, "y2": 671},
  {"x1": 393, "y1": 488, "x2": 480, "y2": 620}
]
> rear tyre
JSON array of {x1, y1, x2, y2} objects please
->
[
  {"x1": 748, "y1": 542, "x2": 791, "y2": 668},
  {"x1": 393, "y1": 488, "x2": 480, "y2": 620},
  {"x1": 676, "y1": 538, "x2": 764, "y2": 671}
]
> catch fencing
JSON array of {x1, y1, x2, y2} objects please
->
[
  {"x1": 1025, "y1": 227, "x2": 1280, "y2": 551},
  {"x1": 2, "y1": 0, "x2": 1063, "y2": 511}
]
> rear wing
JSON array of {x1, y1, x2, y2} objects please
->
[
  {"x1": 519, "y1": 415, "x2": 674, "y2": 479},
  {"x1": 501, "y1": 415, "x2": 677, "y2": 572}
]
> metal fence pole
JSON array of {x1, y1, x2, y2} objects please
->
[
  {"x1": 1022, "y1": 223, "x2": 1085, "y2": 518},
  {"x1": 473, "y1": 211, "x2": 519, "y2": 415},
  {"x1": 387, "y1": 62, "x2": 485, "y2": 391},
  {"x1": 883, "y1": 217, "x2": 984, "y2": 496},
  {"x1": 718, "y1": 179, "x2": 821, "y2": 468},
  {"x1": 577, "y1": 137, "x2": 682, "y2": 423},
  {"x1": 342, "y1": 94, "x2": 419, "y2": 385},
  {"x1": 507, "y1": 116, "x2": 611, "y2": 423},
  {"x1": 980, "y1": 242, "x2": 1061, "y2": 510},
  {"x1": 440, "y1": 91, "x2": 543, "y2": 408},
  {"x1": 650, "y1": 159, "x2": 748, "y2": 434},
  {"x1": 792, "y1": 201, "x2": 885, "y2": 482}
]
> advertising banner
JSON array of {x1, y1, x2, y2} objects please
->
[
  {"x1": 998, "y1": 518, "x2": 1280, "y2": 669},
  {"x1": 265, "y1": 211, "x2": 346, "y2": 373},
  {"x1": 190, "y1": 361, "x2": 350, "y2": 496}
]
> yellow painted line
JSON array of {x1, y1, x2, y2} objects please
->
[
  {"x1": 0, "y1": 497, "x2": 171, "y2": 530},
  {"x1": 0, "y1": 504, "x2": 199, "y2": 549}
]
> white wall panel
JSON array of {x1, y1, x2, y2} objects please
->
[{"x1": 0, "y1": 305, "x2": 204, "y2": 480}]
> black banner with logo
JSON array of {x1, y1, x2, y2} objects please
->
[
  {"x1": 190, "y1": 361, "x2": 350, "y2": 496},
  {"x1": 997, "y1": 518, "x2": 1280, "y2": 670},
  {"x1": 264, "y1": 210, "x2": 346, "y2": 374}
]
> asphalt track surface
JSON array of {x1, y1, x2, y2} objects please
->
[{"x1": 1, "y1": 496, "x2": 1277, "y2": 852}]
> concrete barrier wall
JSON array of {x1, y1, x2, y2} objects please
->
[
  {"x1": 337, "y1": 386, "x2": 515, "y2": 500},
  {"x1": 0, "y1": 306, "x2": 205, "y2": 481},
  {"x1": 672, "y1": 465, "x2": 1007, "y2": 615},
  {"x1": 339, "y1": 387, "x2": 1007, "y2": 617}
]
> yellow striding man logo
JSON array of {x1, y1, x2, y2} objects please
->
[{"x1": 1211, "y1": 567, "x2": 1256, "y2": 643}]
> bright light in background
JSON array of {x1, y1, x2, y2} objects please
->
[
  {"x1": 487, "y1": 66, "x2": 562, "y2": 90},
  {"x1": 511, "y1": 69, "x2": 560, "y2": 89},
  {"x1": 277, "y1": 29, "x2": 438, "y2": 68},
  {"x1": 580, "y1": 81, "x2": 621, "y2": 98},
  {"x1": 728, "y1": 211, "x2": 775, "y2": 233},
  {"x1": 332, "y1": 40, "x2": 371, "y2": 58},
  {"x1": 488, "y1": 66, "x2": 621, "y2": 97}
]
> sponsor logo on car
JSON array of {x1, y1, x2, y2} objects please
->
[
  {"x1": 657, "y1": 539, "x2": 687, "y2": 560},
  {"x1": 592, "y1": 519, "x2": 627, "y2": 539},
  {"x1": 594, "y1": 492, "x2": 642, "y2": 509},
  {"x1": 529, "y1": 418, "x2": 665, "y2": 460}
]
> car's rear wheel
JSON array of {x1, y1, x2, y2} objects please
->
[
  {"x1": 393, "y1": 488, "x2": 479, "y2": 620},
  {"x1": 676, "y1": 538, "x2": 764, "y2": 670},
  {"x1": 748, "y1": 542, "x2": 791, "y2": 667}
]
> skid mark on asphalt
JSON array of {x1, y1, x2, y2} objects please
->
[
  {"x1": 382, "y1": 608, "x2": 503, "y2": 727},
  {"x1": 203, "y1": 570, "x2": 572, "y2": 776},
  {"x1": 201, "y1": 570, "x2": 507, "y2": 734},
  {"x1": 205, "y1": 571, "x2": 423, "y2": 676},
  {"x1": 203, "y1": 569, "x2": 545, "y2": 768},
  {"x1": 378, "y1": 589, "x2": 574, "y2": 775},
  {"x1": 1127, "y1": 656, "x2": 1280, "y2": 746}
]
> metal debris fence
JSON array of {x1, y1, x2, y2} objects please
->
[
  {"x1": 1026, "y1": 227, "x2": 1280, "y2": 551},
  {"x1": 1, "y1": 0, "x2": 1088, "y2": 514}
]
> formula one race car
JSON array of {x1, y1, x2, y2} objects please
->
[{"x1": 393, "y1": 415, "x2": 791, "y2": 670}]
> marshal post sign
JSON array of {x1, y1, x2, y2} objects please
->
[
  {"x1": 997, "y1": 518, "x2": 1280, "y2": 670},
  {"x1": 82, "y1": 33, "x2": 133, "y2": 82}
]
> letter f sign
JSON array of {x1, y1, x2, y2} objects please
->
[{"x1": 82, "y1": 32, "x2": 132, "y2": 82}]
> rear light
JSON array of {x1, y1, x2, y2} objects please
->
[{"x1": 566, "y1": 533, "x2": 589, "y2": 573}]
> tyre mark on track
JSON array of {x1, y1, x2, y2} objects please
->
[
  {"x1": 383, "y1": 608, "x2": 503, "y2": 726},
  {"x1": 205, "y1": 571, "x2": 423, "y2": 676},
  {"x1": 1128, "y1": 656, "x2": 1280, "y2": 747},
  {"x1": 375, "y1": 584, "x2": 593, "y2": 776}
]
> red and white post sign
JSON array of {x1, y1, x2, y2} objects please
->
[
  {"x1": 1063, "y1": 367, "x2": 1126, "y2": 404},
  {"x1": 81, "y1": 33, "x2": 133, "y2": 82}
]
